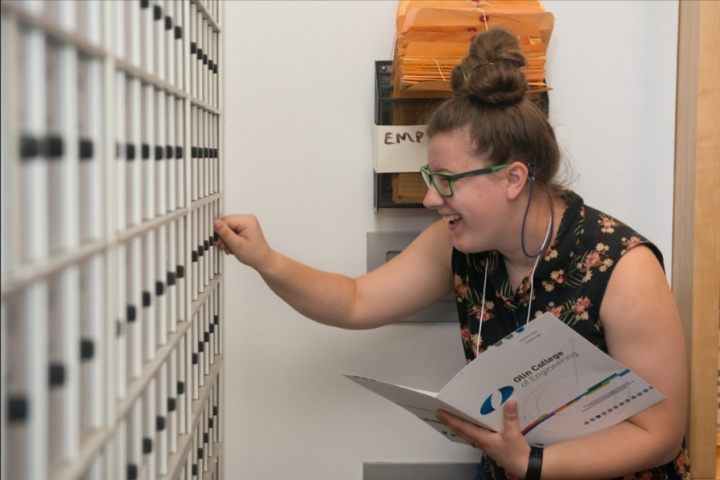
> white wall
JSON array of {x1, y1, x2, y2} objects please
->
[
  {"x1": 223, "y1": 2, "x2": 678, "y2": 479},
  {"x1": 543, "y1": 0, "x2": 678, "y2": 272}
]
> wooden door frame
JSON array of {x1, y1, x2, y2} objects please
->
[{"x1": 672, "y1": 1, "x2": 720, "y2": 479}]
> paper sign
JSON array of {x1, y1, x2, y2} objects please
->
[
  {"x1": 372, "y1": 124, "x2": 428, "y2": 173},
  {"x1": 345, "y1": 313, "x2": 664, "y2": 446}
]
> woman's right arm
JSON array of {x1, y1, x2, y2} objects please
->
[{"x1": 213, "y1": 215, "x2": 454, "y2": 330}]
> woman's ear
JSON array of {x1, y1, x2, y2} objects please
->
[{"x1": 505, "y1": 161, "x2": 529, "y2": 201}]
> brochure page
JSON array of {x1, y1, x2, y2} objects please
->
[{"x1": 345, "y1": 313, "x2": 664, "y2": 446}]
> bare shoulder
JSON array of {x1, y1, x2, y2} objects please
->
[
  {"x1": 599, "y1": 245, "x2": 687, "y2": 442},
  {"x1": 377, "y1": 218, "x2": 454, "y2": 284},
  {"x1": 351, "y1": 219, "x2": 454, "y2": 328},
  {"x1": 404, "y1": 219, "x2": 454, "y2": 269},
  {"x1": 600, "y1": 245, "x2": 681, "y2": 355},
  {"x1": 600, "y1": 245, "x2": 673, "y2": 332}
]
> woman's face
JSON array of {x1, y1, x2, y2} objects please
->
[{"x1": 423, "y1": 129, "x2": 512, "y2": 253}]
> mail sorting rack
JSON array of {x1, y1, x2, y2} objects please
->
[
  {"x1": 115, "y1": 284, "x2": 222, "y2": 480},
  {"x1": 0, "y1": 1, "x2": 224, "y2": 479}
]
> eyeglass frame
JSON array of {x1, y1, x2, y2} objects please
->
[{"x1": 420, "y1": 163, "x2": 515, "y2": 197}]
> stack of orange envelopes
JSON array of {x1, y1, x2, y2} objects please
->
[{"x1": 392, "y1": 1, "x2": 554, "y2": 101}]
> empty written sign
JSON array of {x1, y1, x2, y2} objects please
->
[{"x1": 373, "y1": 125, "x2": 428, "y2": 173}]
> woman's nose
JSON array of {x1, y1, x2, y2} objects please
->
[{"x1": 422, "y1": 185, "x2": 444, "y2": 209}]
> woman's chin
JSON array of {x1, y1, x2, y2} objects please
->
[
  {"x1": 452, "y1": 234, "x2": 489, "y2": 255},
  {"x1": 452, "y1": 236, "x2": 473, "y2": 254}
]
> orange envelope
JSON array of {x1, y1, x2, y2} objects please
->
[
  {"x1": 397, "y1": 1, "x2": 477, "y2": 30},
  {"x1": 390, "y1": 0, "x2": 554, "y2": 101},
  {"x1": 401, "y1": 9, "x2": 554, "y2": 45}
]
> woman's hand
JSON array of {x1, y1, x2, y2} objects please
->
[
  {"x1": 437, "y1": 401, "x2": 530, "y2": 479},
  {"x1": 213, "y1": 214, "x2": 274, "y2": 271}
]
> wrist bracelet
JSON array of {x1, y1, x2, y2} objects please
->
[{"x1": 525, "y1": 445, "x2": 543, "y2": 480}]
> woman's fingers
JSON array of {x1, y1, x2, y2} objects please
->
[
  {"x1": 502, "y1": 401, "x2": 521, "y2": 440},
  {"x1": 222, "y1": 213, "x2": 255, "y2": 236},
  {"x1": 213, "y1": 218, "x2": 241, "y2": 252},
  {"x1": 213, "y1": 237, "x2": 228, "y2": 251},
  {"x1": 437, "y1": 410, "x2": 489, "y2": 448},
  {"x1": 213, "y1": 214, "x2": 272, "y2": 269},
  {"x1": 437, "y1": 404, "x2": 529, "y2": 476}
]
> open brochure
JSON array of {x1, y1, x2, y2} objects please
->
[{"x1": 344, "y1": 312, "x2": 664, "y2": 447}]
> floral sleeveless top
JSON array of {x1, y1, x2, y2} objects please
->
[{"x1": 452, "y1": 191, "x2": 690, "y2": 480}]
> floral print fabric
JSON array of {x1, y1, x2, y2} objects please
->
[{"x1": 452, "y1": 190, "x2": 689, "y2": 480}]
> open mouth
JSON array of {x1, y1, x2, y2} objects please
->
[{"x1": 443, "y1": 214, "x2": 462, "y2": 226}]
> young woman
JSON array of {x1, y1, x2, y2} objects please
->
[{"x1": 214, "y1": 28, "x2": 689, "y2": 480}]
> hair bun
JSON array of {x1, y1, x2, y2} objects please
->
[{"x1": 452, "y1": 28, "x2": 529, "y2": 106}]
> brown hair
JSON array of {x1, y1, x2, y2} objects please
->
[{"x1": 426, "y1": 28, "x2": 563, "y2": 195}]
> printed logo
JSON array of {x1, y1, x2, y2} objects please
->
[{"x1": 480, "y1": 386, "x2": 514, "y2": 415}]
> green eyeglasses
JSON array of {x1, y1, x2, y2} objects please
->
[{"x1": 420, "y1": 164, "x2": 511, "y2": 197}]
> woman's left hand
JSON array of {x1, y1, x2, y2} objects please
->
[{"x1": 437, "y1": 401, "x2": 530, "y2": 479}]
